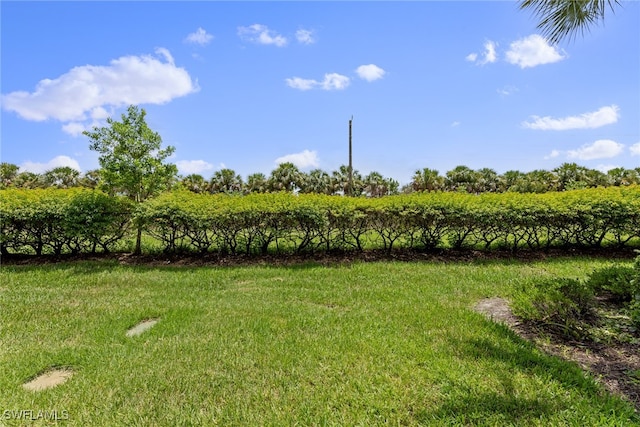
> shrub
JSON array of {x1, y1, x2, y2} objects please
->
[
  {"x1": 512, "y1": 277, "x2": 595, "y2": 339},
  {"x1": 587, "y1": 265, "x2": 635, "y2": 302}
]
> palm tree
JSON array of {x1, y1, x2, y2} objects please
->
[
  {"x1": 245, "y1": 173, "x2": 268, "y2": 193},
  {"x1": 209, "y1": 169, "x2": 244, "y2": 194},
  {"x1": 445, "y1": 165, "x2": 478, "y2": 193},
  {"x1": 411, "y1": 168, "x2": 444, "y2": 192},
  {"x1": 42, "y1": 166, "x2": 81, "y2": 188},
  {"x1": 475, "y1": 168, "x2": 500, "y2": 193},
  {"x1": 553, "y1": 162, "x2": 591, "y2": 191},
  {"x1": 267, "y1": 162, "x2": 303, "y2": 193},
  {"x1": 607, "y1": 167, "x2": 640, "y2": 186},
  {"x1": 181, "y1": 174, "x2": 207, "y2": 193},
  {"x1": 519, "y1": 0, "x2": 621, "y2": 44},
  {"x1": 331, "y1": 165, "x2": 363, "y2": 196},
  {"x1": 0, "y1": 162, "x2": 20, "y2": 189},
  {"x1": 364, "y1": 171, "x2": 398, "y2": 198},
  {"x1": 79, "y1": 169, "x2": 102, "y2": 189},
  {"x1": 500, "y1": 170, "x2": 526, "y2": 192},
  {"x1": 12, "y1": 171, "x2": 44, "y2": 189},
  {"x1": 300, "y1": 169, "x2": 333, "y2": 194}
]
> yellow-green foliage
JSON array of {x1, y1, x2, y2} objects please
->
[
  {"x1": 2, "y1": 186, "x2": 639, "y2": 255},
  {"x1": 0, "y1": 188, "x2": 132, "y2": 255},
  {"x1": 136, "y1": 187, "x2": 640, "y2": 254}
]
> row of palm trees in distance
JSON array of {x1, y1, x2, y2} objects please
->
[{"x1": 1, "y1": 161, "x2": 639, "y2": 196}]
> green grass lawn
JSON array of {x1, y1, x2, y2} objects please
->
[{"x1": 1, "y1": 258, "x2": 637, "y2": 426}]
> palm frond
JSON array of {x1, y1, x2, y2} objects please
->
[{"x1": 520, "y1": 0, "x2": 620, "y2": 44}]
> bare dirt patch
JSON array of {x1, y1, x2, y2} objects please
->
[
  {"x1": 474, "y1": 297, "x2": 640, "y2": 411},
  {"x1": 23, "y1": 368, "x2": 73, "y2": 391},
  {"x1": 126, "y1": 319, "x2": 159, "y2": 337}
]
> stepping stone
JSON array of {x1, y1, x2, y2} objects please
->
[
  {"x1": 126, "y1": 319, "x2": 159, "y2": 337},
  {"x1": 23, "y1": 369, "x2": 73, "y2": 391}
]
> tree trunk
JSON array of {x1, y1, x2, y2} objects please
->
[{"x1": 134, "y1": 226, "x2": 142, "y2": 255}]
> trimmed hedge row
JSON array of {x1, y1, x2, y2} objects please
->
[
  {"x1": 0, "y1": 188, "x2": 132, "y2": 255},
  {"x1": 137, "y1": 187, "x2": 640, "y2": 254},
  {"x1": 1, "y1": 187, "x2": 639, "y2": 255}
]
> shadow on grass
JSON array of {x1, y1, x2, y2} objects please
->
[{"x1": 416, "y1": 327, "x2": 639, "y2": 424}]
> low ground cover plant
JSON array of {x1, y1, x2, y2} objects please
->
[{"x1": 513, "y1": 254, "x2": 640, "y2": 339}]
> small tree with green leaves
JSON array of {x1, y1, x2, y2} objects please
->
[{"x1": 83, "y1": 105, "x2": 177, "y2": 254}]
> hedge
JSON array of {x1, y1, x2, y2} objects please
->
[
  {"x1": 1, "y1": 186, "x2": 638, "y2": 255},
  {"x1": 0, "y1": 188, "x2": 132, "y2": 255}
]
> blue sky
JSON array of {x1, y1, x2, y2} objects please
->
[{"x1": 2, "y1": 1, "x2": 639, "y2": 185}]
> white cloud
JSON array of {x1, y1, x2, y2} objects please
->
[
  {"x1": 238, "y1": 24, "x2": 287, "y2": 47},
  {"x1": 321, "y1": 73, "x2": 350, "y2": 90},
  {"x1": 1, "y1": 49, "x2": 198, "y2": 133},
  {"x1": 497, "y1": 85, "x2": 518, "y2": 96},
  {"x1": 505, "y1": 34, "x2": 566, "y2": 68},
  {"x1": 285, "y1": 77, "x2": 318, "y2": 91},
  {"x1": 185, "y1": 27, "x2": 214, "y2": 46},
  {"x1": 20, "y1": 155, "x2": 81, "y2": 174},
  {"x1": 355, "y1": 64, "x2": 386, "y2": 82},
  {"x1": 483, "y1": 41, "x2": 497, "y2": 64},
  {"x1": 451, "y1": 121, "x2": 461, "y2": 127},
  {"x1": 176, "y1": 160, "x2": 214, "y2": 175},
  {"x1": 466, "y1": 41, "x2": 497, "y2": 65},
  {"x1": 62, "y1": 106, "x2": 113, "y2": 136},
  {"x1": 596, "y1": 164, "x2": 618, "y2": 173},
  {"x1": 567, "y1": 139, "x2": 624, "y2": 160},
  {"x1": 630, "y1": 142, "x2": 640, "y2": 156},
  {"x1": 286, "y1": 73, "x2": 350, "y2": 91},
  {"x1": 296, "y1": 29, "x2": 316, "y2": 45},
  {"x1": 62, "y1": 122, "x2": 89, "y2": 137},
  {"x1": 522, "y1": 105, "x2": 619, "y2": 130},
  {"x1": 275, "y1": 150, "x2": 319, "y2": 169},
  {"x1": 544, "y1": 149, "x2": 561, "y2": 159}
]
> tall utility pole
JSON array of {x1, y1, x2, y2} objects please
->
[{"x1": 348, "y1": 116, "x2": 353, "y2": 196}]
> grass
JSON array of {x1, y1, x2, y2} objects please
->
[{"x1": 1, "y1": 257, "x2": 638, "y2": 426}]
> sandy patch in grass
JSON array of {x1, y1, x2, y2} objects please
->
[
  {"x1": 126, "y1": 319, "x2": 159, "y2": 337},
  {"x1": 474, "y1": 297, "x2": 520, "y2": 326},
  {"x1": 23, "y1": 369, "x2": 73, "y2": 391}
]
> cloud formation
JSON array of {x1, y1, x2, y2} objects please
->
[
  {"x1": 466, "y1": 35, "x2": 564, "y2": 68},
  {"x1": 238, "y1": 24, "x2": 287, "y2": 47},
  {"x1": 355, "y1": 64, "x2": 386, "y2": 82},
  {"x1": 497, "y1": 85, "x2": 518, "y2": 96},
  {"x1": 505, "y1": 34, "x2": 565, "y2": 68},
  {"x1": 466, "y1": 41, "x2": 497, "y2": 65},
  {"x1": 286, "y1": 64, "x2": 385, "y2": 91},
  {"x1": 522, "y1": 105, "x2": 619, "y2": 130},
  {"x1": 630, "y1": 142, "x2": 640, "y2": 156},
  {"x1": 1, "y1": 49, "x2": 198, "y2": 134},
  {"x1": 275, "y1": 150, "x2": 319, "y2": 169},
  {"x1": 544, "y1": 149, "x2": 561, "y2": 160},
  {"x1": 567, "y1": 139, "x2": 624, "y2": 160},
  {"x1": 176, "y1": 160, "x2": 214, "y2": 175},
  {"x1": 596, "y1": 164, "x2": 618, "y2": 173},
  {"x1": 296, "y1": 29, "x2": 316, "y2": 45},
  {"x1": 285, "y1": 77, "x2": 318, "y2": 91},
  {"x1": 286, "y1": 73, "x2": 351, "y2": 91},
  {"x1": 20, "y1": 155, "x2": 82, "y2": 174},
  {"x1": 185, "y1": 27, "x2": 214, "y2": 46},
  {"x1": 322, "y1": 73, "x2": 350, "y2": 90}
]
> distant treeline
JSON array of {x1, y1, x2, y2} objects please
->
[{"x1": 2, "y1": 161, "x2": 639, "y2": 196}]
